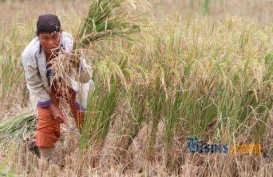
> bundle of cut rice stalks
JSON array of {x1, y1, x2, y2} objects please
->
[
  {"x1": 0, "y1": 111, "x2": 36, "y2": 146},
  {"x1": 0, "y1": 0, "x2": 149, "y2": 146},
  {"x1": 49, "y1": 0, "x2": 150, "y2": 96}
]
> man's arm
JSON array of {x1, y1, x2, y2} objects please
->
[
  {"x1": 22, "y1": 54, "x2": 52, "y2": 107},
  {"x1": 22, "y1": 54, "x2": 67, "y2": 123},
  {"x1": 61, "y1": 32, "x2": 92, "y2": 83},
  {"x1": 76, "y1": 58, "x2": 92, "y2": 83}
]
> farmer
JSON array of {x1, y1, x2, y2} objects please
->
[{"x1": 22, "y1": 14, "x2": 93, "y2": 160}]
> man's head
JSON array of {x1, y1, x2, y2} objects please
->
[{"x1": 36, "y1": 14, "x2": 62, "y2": 55}]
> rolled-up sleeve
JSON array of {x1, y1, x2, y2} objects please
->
[
  {"x1": 22, "y1": 54, "x2": 52, "y2": 108},
  {"x1": 61, "y1": 32, "x2": 92, "y2": 83}
]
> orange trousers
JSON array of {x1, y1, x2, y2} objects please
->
[{"x1": 36, "y1": 86, "x2": 85, "y2": 148}]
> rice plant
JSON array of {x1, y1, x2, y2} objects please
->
[{"x1": 1, "y1": 0, "x2": 273, "y2": 176}]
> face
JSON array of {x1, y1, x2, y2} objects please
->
[{"x1": 38, "y1": 31, "x2": 61, "y2": 55}]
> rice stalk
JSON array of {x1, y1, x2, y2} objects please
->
[
  {"x1": 0, "y1": 111, "x2": 36, "y2": 146},
  {"x1": 76, "y1": 0, "x2": 149, "y2": 48}
]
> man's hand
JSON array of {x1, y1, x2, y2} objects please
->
[
  {"x1": 67, "y1": 52, "x2": 80, "y2": 69},
  {"x1": 48, "y1": 104, "x2": 68, "y2": 125}
]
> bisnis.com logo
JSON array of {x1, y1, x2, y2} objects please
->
[{"x1": 188, "y1": 137, "x2": 262, "y2": 154}]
